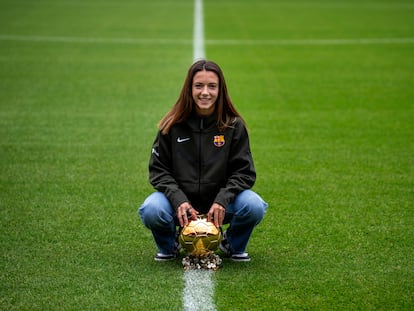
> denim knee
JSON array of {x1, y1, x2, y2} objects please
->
[
  {"x1": 231, "y1": 190, "x2": 268, "y2": 224},
  {"x1": 138, "y1": 192, "x2": 175, "y2": 231}
]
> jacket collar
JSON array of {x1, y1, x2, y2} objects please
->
[{"x1": 186, "y1": 111, "x2": 217, "y2": 131}]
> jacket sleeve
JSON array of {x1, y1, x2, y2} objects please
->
[
  {"x1": 214, "y1": 119, "x2": 256, "y2": 208},
  {"x1": 149, "y1": 131, "x2": 189, "y2": 209}
]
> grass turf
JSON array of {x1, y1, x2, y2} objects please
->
[{"x1": 1, "y1": 0, "x2": 413, "y2": 310}]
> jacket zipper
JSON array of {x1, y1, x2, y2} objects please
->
[{"x1": 198, "y1": 118, "x2": 204, "y2": 202}]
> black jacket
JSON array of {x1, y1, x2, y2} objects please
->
[{"x1": 149, "y1": 113, "x2": 256, "y2": 214}]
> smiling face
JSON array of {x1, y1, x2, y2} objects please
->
[{"x1": 192, "y1": 70, "x2": 219, "y2": 116}]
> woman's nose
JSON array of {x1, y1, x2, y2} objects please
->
[{"x1": 201, "y1": 86, "x2": 209, "y2": 94}]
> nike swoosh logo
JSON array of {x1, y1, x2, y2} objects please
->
[{"x1": 177, "y1": 137, "x2": 191, "y2": 143}]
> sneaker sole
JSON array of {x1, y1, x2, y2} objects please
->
[
  {"x1": 231, "y1": 256, "x2": 251, "y2": 262},
  {"x1": 230, "y1": 253, "x2": 251, "y2": 262},
  {"x1": 154, "y1": 254, "x2": 176, "y2": 261}
]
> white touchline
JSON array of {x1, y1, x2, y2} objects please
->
[
  {"x1": 193, "y1": 0, "x2": 205, "y2": 60},
  {"x1": 183, "y1": 270, "x2": 216, "y2": 311}
]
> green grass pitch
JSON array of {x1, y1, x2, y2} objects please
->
[{"x1": 1, "y1": 0, "x2": 413, "y2": 309}]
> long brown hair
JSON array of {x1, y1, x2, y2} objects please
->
[{"x1": 158, "y1": 60, "x2": 245, "y2": 134}]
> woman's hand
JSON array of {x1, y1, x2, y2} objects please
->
[
  {"x1": 177, "y1": 202, "x2": 199, "y2": 227},
  {"x1": 207, "y1": 203, "x2": 225, "y2": 228}
]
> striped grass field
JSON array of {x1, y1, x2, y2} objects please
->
[{"x1": 1, "y1": 0, "x2": 413, "y2": 309}]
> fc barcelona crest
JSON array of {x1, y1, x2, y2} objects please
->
[{"x1": 213, "y1": 135, "x2": 225, "y2": 147}]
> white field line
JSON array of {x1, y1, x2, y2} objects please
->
[
  {"x1": 183, "y1": 270, "x2": 216, "y2": 311},
  {"x1": 0, "y1": 34, "x2": 192, "y2": 45},
  {"x1": 1, "y1": 34, "x2": 414, "y2": 46},
  {"x1": 193, "y1": 0, "x2": 205, "y2": 60},
  {"x1": 181, "y1": 2, "x2": 214, "y2": 311},
  {"x1": 206, "y1": 37, "x2": 414, "y2": 46}
]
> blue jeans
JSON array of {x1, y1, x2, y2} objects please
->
[{"x1": 138, "y1": 190, "x2": 268, "y2": 255}]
